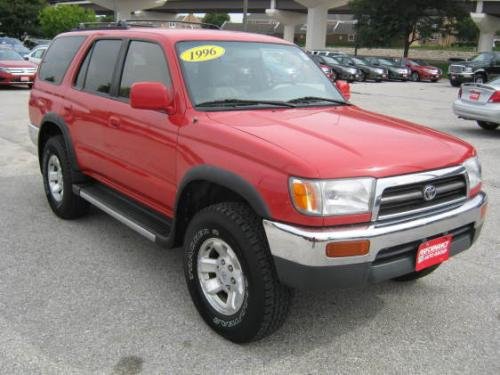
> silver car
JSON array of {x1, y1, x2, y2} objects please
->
[{"x1": 453, "y1": 78, "x2": 500, "y2": 130}]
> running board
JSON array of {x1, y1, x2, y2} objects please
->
[{"x1": 73, "y1": 183, "x2": 172, "y2": 246}]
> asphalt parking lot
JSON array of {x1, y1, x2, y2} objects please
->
[{"x1": 0, "y1": 81, "x2": 498, "y2": 374}]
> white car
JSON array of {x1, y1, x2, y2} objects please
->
[
  {"x1": 453, "y1": 78, "x2": 500, "y2": 131},
  {"x1": 24, "y1": 45, "x2": 48, "y2": 65}
]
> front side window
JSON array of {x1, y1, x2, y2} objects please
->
[
  {"x1": 177, "y1": 41, "x2": 346, "y2": 110},
  {"x1": 83, "y1": 39, "x2": 122, "y2": 94},
  {"x1": 119, "y1": 41, "x2": 171, "y2": 98},
  {"x1": 38, "y1": 36, "x2": 86, "y2": 84}
]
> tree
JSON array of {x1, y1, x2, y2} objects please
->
[
  {"x1": 202, "y1": 13, "x2": 230, "y2": 28},
  {"x1": 455, "y1": 15, "x2": 479, "y2": 45},
  {"x1": 0, "y1": 0, "x2": 47, "y2": 38},
  {"x1": 350, "y1": 0, "x2": 469, "y2": 56},
  {"x1": 39, "y1": 5, "x2": 96, "y2": 38}
]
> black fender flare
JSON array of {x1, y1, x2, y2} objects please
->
[
  {"x1": 473, "y1": 68, "x2": 486, "y2": 76},
  {"x1": 38, "y1": 113, "x2": 85, "y2": 180},
  {"x1": 175, "y1": 165, "x2": 271, "y2": 219}
]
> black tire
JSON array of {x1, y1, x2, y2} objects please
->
[
  {"x1": 477, "y1": 121, "x2": 499, "y2": 131},
  {"x1": 393, "y1": 264, "x2": 440, "y2": 281},
  {"x1": 474, "y1": 74, "x2": 486, "y2": 84},
  {"x1": 450, "y1": 79, "x2": 461, "y2": 87},
  {"x1": 42, "y1": 135, "x2": 89, "y2": 219},
  {"x1": 358, "y1": 71, "x2": 366, "y2": 82},
  {"x1": 184, "y1": 202, "x2": 291, "y2": 343},
  {"x1": 411, "y1": 71, "x2": 420, "y2": 82}
]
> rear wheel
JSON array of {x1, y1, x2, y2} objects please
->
[
  {"x1": 42, "y1": 136, "x2": 89, "y2": 219},
  {"x1": 393, "y1": 265, "x2": 440, "y2": 281},
  {"x1": 477, "y1": 121, "x2": 499, "y2": 130},
  {"x1": 184, "y1": 202, "x2": 291, "y2": 343}
]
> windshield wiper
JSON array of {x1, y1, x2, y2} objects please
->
[
  {"x1": 287, "y1": 96, "x2": 350, "y2": 105},
  {"x1": 197, "y1": 98, "x2": 296, "y2": 108}
]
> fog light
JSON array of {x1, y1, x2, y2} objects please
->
[{"x1": 326, "y1": 240, "x2": 370, "y2": 257}]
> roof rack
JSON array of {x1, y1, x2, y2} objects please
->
[{"x1": 73, "y1": 19, "x2": 220, "y2": 31}]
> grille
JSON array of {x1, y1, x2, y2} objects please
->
[
  {"x1": 7, "y1": 68, "x2": 36, "y2": 75},
  {"x1": 449, "y1": 65, "x2": 464, "y2": 74},
  {"x1": 377, "y1": 174, "x2": 467, "y2": 221}
]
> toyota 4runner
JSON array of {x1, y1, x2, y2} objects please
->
[{"x1": 29, "y1": 22, "x2": 487, "y2": 343}]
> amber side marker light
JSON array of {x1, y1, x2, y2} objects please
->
[
  {"x1": 480, "y1": 203, "x2": 488, "y2": 219},
  {"x1": 326, "y1": 240, "x2": 370, "y2": 257}
]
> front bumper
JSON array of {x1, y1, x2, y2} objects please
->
[
  {"x1": 453, "y1": 99, "x2": 500, "y2": 124},
  {"x1": 264, "y1": 192, "x2": 487, "y2": 289},
  {"x1": 448, "y1": 72, "x2": 474, "y2": 83},
  {"x1": 0, "y1": 72, "x2": 35, "y2": 85}
]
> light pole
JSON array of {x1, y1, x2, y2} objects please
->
[{"x1": 243, "y1": 0, "x2": 248, "y2": 31}]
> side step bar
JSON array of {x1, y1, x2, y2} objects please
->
[{"x1": 73, "y1": 183, "x2": 173, "y2": 246}]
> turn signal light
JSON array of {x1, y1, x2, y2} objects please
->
[
  {"x1": 488, "y1": 91, "x2": 500, "y2": 103},
  {"x1": 326, "y1": 240, "x2": 370, "y2": 257}
]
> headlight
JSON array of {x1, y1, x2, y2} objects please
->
[
  {"x1": 290, "y1": 177, "x2": 375, "y2": 216},
  {"x1": 465, "y1": 66, "x2": 473, "y2": 73},
  {"x1": 463, "y1": 156, "x2": 481, "y2": 191}
]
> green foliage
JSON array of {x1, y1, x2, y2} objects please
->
[
  {"x1": 455, "y1": 15, "x2": 479, "y2": 44},
  {"x1": 0, "y1": 0, "x2": 47, "y2": 38},
  {"x1": 350, "y1": 0, "x2": 469, "y2": 56},
  {"x1": 202, "y1": 13, "x2": 230, "y2": 27},
  {"x1": 39, "y1": 5, "x2": 96, "y2": 38}
]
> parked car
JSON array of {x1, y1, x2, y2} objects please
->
[
  {"x1": 364, "y1": 57, "x2": 411, "y2": 81},
  {"x1": 453, "y1": 78, "x2": 500, "y2": 130},
  {"x1": 24, "y1": 45, "x2": 48, "y2": 65},
  {"x1": 0, "y1": 47, "x2": 37, "y2": 87},
  {"x1": 311, "y1": 50, "x2": 348, "y2": 57},
  {"x1": 336, "y1": 55, "x2": 388, "y2": 82},
  {"x1": 448, "y1": 52, "x2": 500, "y2": 87},
  {"x1": 0, "y1": 36, "x2": 30, "y2": 57},
  {"x1": 29, "y1": 25, "x2": 487, "y2": 343},
  {"x1": 310, "y1": 54, "x2": 361, "y2": 82},
  {"x1": 24, "y1": 38, "x2": 52, "y2": 50},
  {"x1": 395, "y1": 58, "x2": 442, "y2": 82}
]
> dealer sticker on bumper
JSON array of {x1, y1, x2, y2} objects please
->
[{"x1": 415, "y1": 235, "x2": 452, "y2": 271}]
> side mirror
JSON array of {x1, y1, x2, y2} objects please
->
[
  {"x1": 24, "y1": 56, "x2": 29, "y2": 61},
  {"x1": 130, "y1": 82, "x2": 174, "y2": 113},
  {"x1": 335, "y1": 80, "x2": 351, "y2": 100}
]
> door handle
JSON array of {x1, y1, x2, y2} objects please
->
[{"x1": 108, "y1": 117, "x2": 121, "y2": 129}]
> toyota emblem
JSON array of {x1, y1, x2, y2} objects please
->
[{"x1": 423, "y1": 184, "x2": 437, "y2": 201}]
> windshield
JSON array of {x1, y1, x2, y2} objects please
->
[
  {"x1": 352, "y1": 57, "x2": 367, "y2": 65},
  {"x1": 378, "y1": 58, "x2": 395, "y2": 66},
  {"x1": 177, "y1": 41, "x2": 346, "y2": 109},
  {"x1": 0, "y1": 49, "x2": 23, "y2": 61},
  {"x1": 321, "y1": 55, "x2": 340, "y2": 65},
  {"x1": 470, "y1": 53, "x2": 492, "y2": 62}
]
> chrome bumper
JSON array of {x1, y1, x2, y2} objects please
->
[
  {"x1": 28, "y1": 123, "x2": 39, "y2": 146},
  {"x1": 264, "y1": 192, "x2": 486, "y2": 268},
  {"x1": 453, "y1": 100, "x2": 500, "y2": 124}
]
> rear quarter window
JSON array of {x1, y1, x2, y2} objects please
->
[{"x1": 38, "y1": 36, "x2": 86, "y2": 85}]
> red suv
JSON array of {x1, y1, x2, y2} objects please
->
[{"x1": 29, "y1": 23, "x2": 487, "y2": 343}]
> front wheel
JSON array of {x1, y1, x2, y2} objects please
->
[
  {"x1": 474, "y1": 74, "x2": 486, "y2": 84},
  {"x1": 477, "y1": 121, "x2": 499, "y2": 130},
  {"x1": 450, "y1": 79, "x2": 461, "y2": 87},
  {"x1": 184, "y1": 202, "x2": 291, "y2": 343},
  {"x1": 411, "y1": 71, "x2": 420, "y2": 82}
]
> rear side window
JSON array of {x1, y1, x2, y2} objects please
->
[
  {"x1": 83, "y1": 39, "x2": 122, "y2": 95},
  {"x1": 39, "y1": 36, "x2": 86, "y2": 84},
  {"x1": 119, "y1": 41, "x2": 171, "y2": 98}
]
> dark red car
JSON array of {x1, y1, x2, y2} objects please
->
[
  {"x1": 397, "y1": 58, "x2": 442, "y2": 82},
  {"x1": 0, "y1": 47, "x2": 37, "y2": 87}
]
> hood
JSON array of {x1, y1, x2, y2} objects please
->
[
  {"x1": 0, "y1": 60, "x2": 37, "y2": 68},
  {"x1": 206, "y1": 106, "x2": 473, "y2": 179}
]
